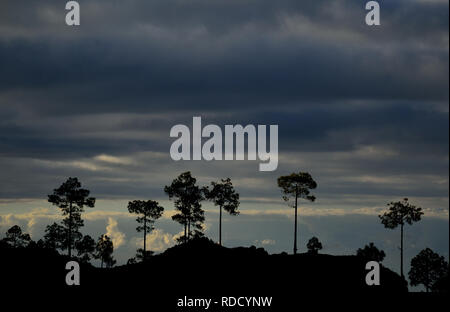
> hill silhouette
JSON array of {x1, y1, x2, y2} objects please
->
[{"x1": 2, "y1": 237, "x2": 407, "y2": 292}]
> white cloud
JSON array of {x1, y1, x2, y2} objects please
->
[
  {"x1": 254, "y1": 239, "x2": 276, "y2": 246},
  {"x1": 84, "y1": 210, "x2": 132, "y2": 221},
  {"x1": 134, "y1": 229, "x2": 176, "y2": 252},
  {"x1": 0, "y1": 207, "x2": 60, "y2": 238},
  {"x1": 94, "y1": 154, "x2": 133, "y2": 165},
  {"x1": 105, "y1": 217, "x2": 126, "y2": 249}
]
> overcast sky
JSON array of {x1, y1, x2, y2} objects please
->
[{"x1": 0, "y1": 0, "x2": 448, "y2": 288}]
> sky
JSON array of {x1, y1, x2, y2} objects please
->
[{"x1": 0, "y1": 0, "x2": 448, "y2": 289}]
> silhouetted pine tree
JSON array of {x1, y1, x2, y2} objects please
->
[
  {"x1": 204, "y1": 178, "x2": 240, "y2": 246},
  {"x1": 277, "y1": 172, "x2": 317, "y2": 254},
  {"x1": 128, "y1": 200, "x2": 164, "y2": 261},
  {"x1": 379, "y1": 198, "x2": 423, "y2": 278},
  {"x1": 48, "y1": 177, "x2": 95, "y2": 257},
  {"x1": 164, "y1": 172, "x2": 205, "y2": 243}
]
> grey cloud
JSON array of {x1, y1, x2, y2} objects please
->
[{"x1": 0, "y1": 1, "x2": 448, "y2": 107}]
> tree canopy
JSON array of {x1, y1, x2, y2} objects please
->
[
  {"x1": 356, "y1": 242, "x2": 386, "y2": 263},
  {"x1": 204, "y1": 178, "x2": 240, "y2": 216},
  {"x1": 43, "y1": 222, "x2": 66, "y2": 250},
  {"x1": 76, "y1": 234, "x2": 96, "y2": 263},
  {"x1": 409, "y1": 248, "x2": 448, "y2": 292},
  {"x1": 1, "y1": 225, "x2": 32, "y2": 248},
  {"x1": 95, "y1": 234, "x2": 116, "y2": 268},
  {"x1": 307, "y1": 236, "x2": 323, "y2": 255},
  {"x1": 379, "y1": 198, "x2": 423, "y2": 229},
  {"x1": 277, "y1": 172, "x2": 317, "y2": 205}
]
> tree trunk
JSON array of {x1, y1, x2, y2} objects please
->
[
  {"x1": 294, "y1": 190, "x2": 298, "y2": 255},
  {"x1": 188, "y1": 219, "x2": 191, "y2": 240},
  {"x1": 68, "y1": 201, "x2": 72, "y2": 258},
  {"x1": 143, "y1": 216, "x2": 147, "y2": 261},
  {"x1": 400, "y1": 223, "x2": 404, "y2": 278},
  {"x1": 184, "y1": 217, "x2": 187, "y2": 244},
  {"x1": 219, "y1": 205, "x2": 222, "y2": 246}
]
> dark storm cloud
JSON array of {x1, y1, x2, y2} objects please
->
[
  {"x1": 0, "y1": 36, "x2": 447, "y2": 111},
  {"x1": 0, "y1": 0, "x2": 448, "y2": 125},
  {"x1": 0, "y1": 0, "x2": 448, "y2": 107},
  {"x1": 1, "y1": 1, "x2": 448, "y2": 40},
  {"x1": 0, "y1": 0, "x2": 448, "y2": 206}
]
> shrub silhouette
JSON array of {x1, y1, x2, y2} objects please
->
[
  {"x1": 136, "y1": 248, "x2": 154, "y2": 262},
  {"x1": 307, "y1": 236, "x2": 323, "y2": 254},
  {"x1": 1, "y1": 225, "x2": 32, "y2": 248},
  {"x1": 356, "y1": 242, "x2": 386, "y2": 263}
]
